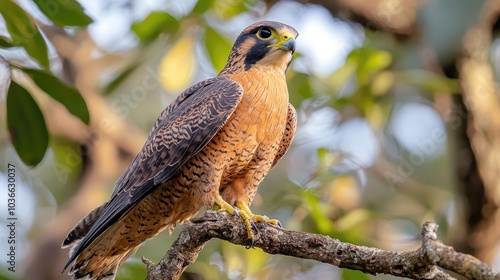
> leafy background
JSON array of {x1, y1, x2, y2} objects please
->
[{"x1": 0, "y1": 0, "x2": 499, "y2": 279}]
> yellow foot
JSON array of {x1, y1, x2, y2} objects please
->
[
  {"x1": 213, "y1": 195, "x2": 237, "y2": 216},
  {"x1": 213, "y1": 196, "x2": 281, "y2": 248},
  {"x1": 235, "y1": 201, "x2": 281, "y2": 248}
]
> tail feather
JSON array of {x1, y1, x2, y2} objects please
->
[
  {"x1": 71, "y1": 256, "x2": 118, "y2": 280},
  {"x1": 71, "y1": 262, "x2": 117, "y2": 280},
  {"x1": 62, "y1": 202, "x2": 108, "y2": 250},
  {"x1": 62, "y1": 202, "x2": 111, "y2": 279},
  {"x1": 65, "y1": 213, "x2": 143, "y2": 280},
  {"x1": 62, "y1": 188, "x2": 182, "y2": 279},
  {"x1": 70, "y1": 246, "x2": 138, "y2": 280}
]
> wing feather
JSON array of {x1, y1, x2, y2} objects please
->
[
  {"x1": 63, "y1": 76, "x2": 243, "y2": 271},
  {"x1": 271, "y1": 104, "x2": 297, "y2": 169}
]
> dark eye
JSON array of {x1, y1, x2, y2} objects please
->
[{"x1": 258, "y1": 27, "x2": 272, "y2": 39}]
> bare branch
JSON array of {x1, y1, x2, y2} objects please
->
[{"x1": 143, "y1": 211, "x2": 499, "y2": 280}]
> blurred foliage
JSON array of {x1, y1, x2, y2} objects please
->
[
  {"x1": 0, "y1": 0, "x2": 491, "y2": 279},
  {"x1": 131, "y1": 11, "x2": 179, "y2": 42},
  {"x1": 205, "y1": 26, "x2": 233, "y2": 71},
  {"x1": 0, "y1": 0, "x2": 91, "y2": 166},
  {"x1": 159, "y1": 33, "x2": 196, "y2": 92},
  {"x1": 0, "y1": 0, "x2": 50, "y2": 68},
  {"x1": 6, "y1": 81, "x2": 48, "y2": 166},
  {"x1": 32, "y1": 0, "x2": 92, "y2": 26},
  {"x1": 22, "y1": 68, "x2": 89, "y2": 124}
]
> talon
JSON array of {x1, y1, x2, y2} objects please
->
[
  {"x1": 251, "y1": 221, "x2": 258, "y2": 232},
  {"x1": 234, "y1": 201, "x2": 281, "y2": 246},
  {"x1": 235, "y1": 204, "x2": 255, "y2": 240},
  {"x1": 233, "y1": 207, "x2": 240, "y2": 218},
  {"x1": 245, "y1": 236, "x2": 255, "y2": 249}
]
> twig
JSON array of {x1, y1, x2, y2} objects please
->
[{"x1": 143, "y1": 211, "x2": 499, "y2": 280}]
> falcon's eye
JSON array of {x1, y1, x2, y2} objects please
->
[{"x1": 256, "y1": 27, "x2": 273, "y2": 40}]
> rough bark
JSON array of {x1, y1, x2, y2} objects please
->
[
  {"x1": 143, "y1": 211, "x2": 499, "y2": 280},
  {"x1": 285, "y1": 0, "x2": 500, "y2": 263}
]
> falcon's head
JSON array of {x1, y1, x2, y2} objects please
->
[{"x1": 222, "y1": 21, "x2": 298, "y2": 74}]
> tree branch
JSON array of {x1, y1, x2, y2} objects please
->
[{"x1": 143, "y1": 211, "x2": 499, "y2": 280}]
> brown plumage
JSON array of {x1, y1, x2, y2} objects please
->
[{"x1": 62, "y1": 21, "x2": 298, "y2": 280}]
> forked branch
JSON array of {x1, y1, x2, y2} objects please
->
[{"x1": 143, "y1": 211, "x2": 499, "y2": 280}]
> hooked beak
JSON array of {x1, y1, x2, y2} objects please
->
[{"x1": 269, "y1": 32, "x2": 296, "y2": 54}]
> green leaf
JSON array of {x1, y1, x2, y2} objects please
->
[
  {"x1": 32, "y1": 0, "x2": 93, "y2": 26},
  {"x1": 22, "y1": 68, "x2": 90, "y2": 124},
  {"x1": 286, "y1": 71, "x2": 313, "y2": 107},
  {"x1": 116, "y1": 259, "x2": 147, "y2": 280},
  {"x1": 205, "y1": 26, "x2": 231, "y2": 71},
  {"x1": 0, "y1": 36, "x2": 12, "y2": 48},
  {"x1": 213, "y1": 0, "x2": 255, "y2": 19},
  {"x1": 328, "y1": 62, "x2": 356, "y2": 92},
  {"x1": 0, "y1": 0, "x2": 50, "y2": 68},
  {"x1": 192, "y1": 0, "x2": 214, "y2": 14},
  {"x1": 102, "y1": 63, "x2": 140, "y2": 95},
  {"x1": 397, "y1": 69, "x2": 459, "y2": 93},
  {"x1": 304, "y1": 191, "x2": 336, "y2": 235},
  {"x1": 347, "y1": 47, "x2": 392, "y2": 84},
  {"x1": 131, "y1": 11, "x2": 179, "y2": 42},
  {"x1": 7, "y1": 81, "x2": 49, "y2": 166},
  {"x1": 342, "y1": 268, "x2": 370, "y2": 280}
]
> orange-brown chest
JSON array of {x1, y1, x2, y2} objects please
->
[
  {"x1": 203, "y1": 67, "x2": 289, "y2": 178},
  {"x1": 226, "y1": 67, "x2": 289, "y2": 142}
]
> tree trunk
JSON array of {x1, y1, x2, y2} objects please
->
[{"x1": 456, "y1": 0, "x2": 500, "y2": 262}]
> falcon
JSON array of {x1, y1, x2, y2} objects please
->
[{"x1": 62, "y1": 20, "x2": 298, "y2": 279}]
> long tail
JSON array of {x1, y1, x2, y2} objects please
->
[
  {"x1": 61, "y1": 183, "x2": 192, "y2": 279},
  {"x1": 69, "y1": 247, "x2": 138, "y2": 280},
  {"x1": 62, "y1": 202, "x2": 108, "y2": 251},
  {"x1": 61, "y1": 201, "x2": 169, "y2": 280},
  {"x1": 62, "y1": 202, "x2": 133, "y2": 280}
]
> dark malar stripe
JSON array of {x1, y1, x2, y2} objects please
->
[{"x1": 244, "y1": 38, "x2": 270, "y2": 70}]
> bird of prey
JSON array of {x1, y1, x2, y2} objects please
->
[{"x1": 62, "y1": 20, "x2": 298, "y2": 280}]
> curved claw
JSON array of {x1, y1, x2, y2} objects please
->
[
  {"x1": 233, "y1": 201, "x2": 283, "y2": 247},
  {"x1": 233, "y1": 207, "x2": 240, "y2": 218},
  {"x1": 214, "y1": 198, "x2": 284, "y2": 248},
  {"x1": 251, "y1": 221, "x2": 259, "y2": 232},
  {"x1": 245, "y1": 236, "x2": 255, "y2": 249},
  {"x1": 214, "y1": 196, "x2": 259, "y2": 243}
]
